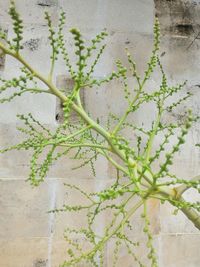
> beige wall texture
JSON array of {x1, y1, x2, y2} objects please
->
[{"x1": 0, "y1": 0, "x2": 200, "y2": 266}]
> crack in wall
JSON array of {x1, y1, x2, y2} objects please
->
[{"x1": 37, "y1": 0, "x2": 57, "y2": 7}]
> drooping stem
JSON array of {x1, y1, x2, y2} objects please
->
[
  {"x1": 157, "y1": 177, "x2": 200, "y2": 230},
  {"x1": 175, "y1": 175, "x2": 200, "y2": 197},
  {"x1": 173, "y1": 175, "x2": 200, "y2": 230},
  {"x1": 180, "y1": 197, "x2": 200, "y2": 230}
]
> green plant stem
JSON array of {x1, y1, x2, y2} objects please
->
[
  {"x1": 49, "y1": 52, "x2": 55, "y2": 81},
  {"x1": 173, "y1": 175, "x2": 200, "y2": 230},
  {"x1": 179, "y1": 196, "x2": 200, "y2": 230},
  {"x1": 20, "y1": 88, "x2": 53, "y2": 94},
  {"x1": 112, "y1": 84, "x2": 143, "y2": 135},
  {"x1": 155, "y1": 181, "x2": 200, "y2": 230},
  {"x1": 97, "y1": 149, "x2": 128, "y2": 175},
  {"x1": 76, "y1": 90, "x2": 84, "y2": 108},
  {"x1": 58, "y1": 125, "x2": 92, "y2": 141},
  {"x1": 104, "y1": 192, "x2": 136, "y2": 236},
  {"x1": 145, "y1": 108, "x2": 162, "y2": 163},
  {"x1": 120, "y1": 199, "x2": 144, "y2": 232},
  {"x1": 59, "y1": 143, "x2": 110, "y2": 150}
]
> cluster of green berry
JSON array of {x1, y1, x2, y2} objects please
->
[{"x1": 9, "y1": 1, "x2": 24, "y2": 52}]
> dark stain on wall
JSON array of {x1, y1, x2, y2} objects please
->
[
  {"x1": 154, "y1": 0, "x2": 200, "y2": 52},
  {"x1": 33, "y1": 259, "x2": 47, "y2": 267},
  {"x1": 154, "y1": 0, "x2": 200, "y2": 37},
  {"x1": 175, "y1": 23, "x2": 193, "y2": 35},
  {"x1": 37, "y1": 0, "x2": 57, "y2": 7},
  {"x1": 24, "y1": 38, "x2": 40, "y2": 51}
]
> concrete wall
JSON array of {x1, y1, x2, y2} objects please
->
[{"x1": 0, "y1": 0, "x2": 200, "y2": 266}]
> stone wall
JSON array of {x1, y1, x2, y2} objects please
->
[{"x1": 0, "y1": 1, "x2": 200, "y2": 266}]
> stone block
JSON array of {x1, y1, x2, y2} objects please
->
[
  {"x1": 51, "y1": 239, "x2": 95, "y2": 267},
  {"x1": 0, "y1": 179, "x2": 53, "y2": 239},
  {"x1": 160, "y1": 234, "x2": 200, "y2": 267},
  {"x1": 0, "y1": 238, "x2": 48, "y2": 267},
  {"x1": 155, "y1": 0, "x2": 200, "y2": 37},
  {"x1": 0, "y1": 123, "x2": 33, "y2": 178}
]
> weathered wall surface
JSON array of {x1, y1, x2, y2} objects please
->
[{"x1": 0, "y1": 0, "x2": 200, "y2": 266}]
